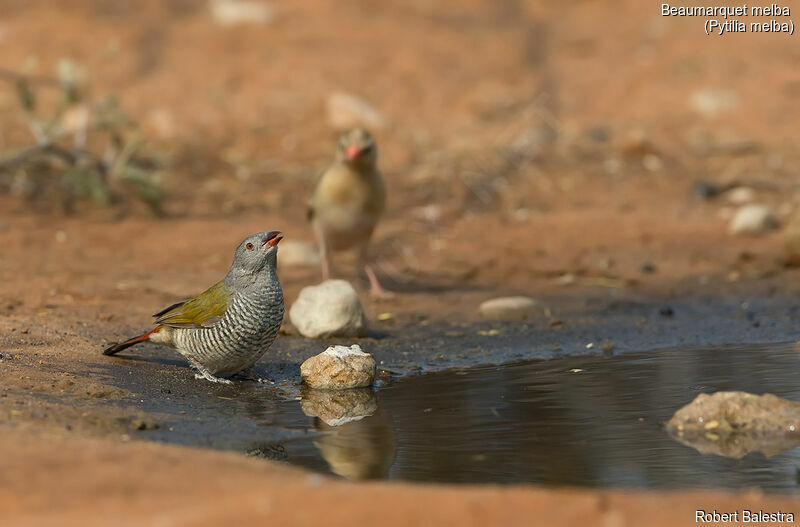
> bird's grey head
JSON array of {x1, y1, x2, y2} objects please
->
[
  {"x1": 336, "y1": 128, "x2": 377, "y2": 168},
  {"x1": 227, "y1": 231, "x2": 282, "y2": 285}
]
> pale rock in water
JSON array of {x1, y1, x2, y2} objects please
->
[
  {"x1": 666, "y1": 391, "x2": 800, "y2": 458},
  {"x1": 301, "y1": 344, "x2": 377, "y2": 389}
]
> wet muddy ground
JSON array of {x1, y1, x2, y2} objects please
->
[
  {"x1": 56, "y1": 333, "x2": 800, "y2": 492},
  {"x1": 4, "y1": 282, "x2": 800, "y2": 490}
]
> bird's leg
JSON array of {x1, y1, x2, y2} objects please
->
[
  {"x1": 314, "y1": 223, "x2": 332, "y2": 281},
  {"x1": 322, "y1": 255, "x2": 331, "y2": 282},
  {"x1": 189, "y1": 359, "x2": 233, "y2": 385},
  {"x1": 365, "y1": 264, "x2": 394, "y2": 299},
  {"x1": 360, "y1": 243, "x2": 394, "y2": 300}
]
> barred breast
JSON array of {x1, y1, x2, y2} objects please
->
[{"x1": 173, "y1": 283, "x2": 284, "y2": 375}]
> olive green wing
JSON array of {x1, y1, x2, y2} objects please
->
[{"x1": 153, "y1": 281, "x2": 230, "y2": 329}]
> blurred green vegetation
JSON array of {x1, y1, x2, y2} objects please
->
[{"x1": 0, "y1": 59, "x2": 167, "y2": 214}]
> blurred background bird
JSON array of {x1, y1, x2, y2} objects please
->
[
  {"x1": 308, "y1": 128, "x2": 390, "y2": 298},
  {"x1": 103, "y1": 231, "x2": 284, "y2": 384}
]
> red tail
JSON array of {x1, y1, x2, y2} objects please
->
[{"x1": 102, "y1": 326, "x2": 161, "y2": 356}]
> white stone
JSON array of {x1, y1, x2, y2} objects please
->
[
  {"x1": 277, "y1": 240, "x2": 321, "y2": 268},
  {"x1": 300, "y1": 344, "x2": 376, "y2": 389},
  {"x1": 642, "y1": 154, "x2": 662, "y2": 172},
  {"x1": 209, "y1": 0, "x2": 274, "y2": 26},
  {"x1": 478, "y1": 296, "x2": 539, "y2": 320},
  {"x1": 326, "y1": 92, "x2": 386, "y2": 131},
  {"x1": 690, "y1": 89, "x2": 740, "y2": 118},
  {"x1": 728, "y1": 204, "x2": 779, "y2": 236},
  {"x1": 726, "y1": 187, "x2": 755, "y2": 205},
  {"x1": 289, "y1": 280, "x2": 366, "y2": 338}
]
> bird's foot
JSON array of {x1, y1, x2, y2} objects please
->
[
  {"x1": 188, "y1": 359, "x2": 234, "y2": 384},
  {"x1": 193, "y1": 372, "x2": 233, "y2": 384},
  {"x1": 192, "y1": 367, "x2": 234, "y2": 384},
  {"x1": 369, "y1": 287, "x2": 396, "y2": 301},
  {"x1": 364, "y1": 264, "x2": 395, "y2": 300}
]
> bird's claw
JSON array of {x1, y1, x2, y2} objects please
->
[{"x1": 194, "y1": 372, "x2": 233, "y2": 384}]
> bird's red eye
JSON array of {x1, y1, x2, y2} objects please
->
[{"x1": 246, "y1": 243, "x2": 254, "y2": 250}]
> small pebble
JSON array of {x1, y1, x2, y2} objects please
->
[
  {"x1": 479, "y1": 296, "x2": 538, "y2": 320},
  {"x1": 209, "y1": 0, "x2": 275, "y2": 26},
  {"x1": 726, "y1": 187, "x2": 755, "y2": 205},
  {"x1": 729, "y1": 204, "x2": 779, "y2": 236},
  {"x1": 642, "y1": 154, "x2": 662, "y2": 172}
]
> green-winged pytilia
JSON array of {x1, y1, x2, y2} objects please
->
[
  {"x1": 308, "y1": 128, "x2": 391, "y2": 298},
  {"x1": 103, "y1": 231, "x2": 284, "y2": 384}
]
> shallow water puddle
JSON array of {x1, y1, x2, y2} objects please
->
[{"x1": 142, "y1": 342, "x2": 800, "y2": 490}]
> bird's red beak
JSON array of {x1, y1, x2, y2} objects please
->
[
  {"x1": 345, "y1": 144, "x2": 361, "y2": 161},
  {"x1": 264, "y1": 231, "x2": 283, "y2": 247}
]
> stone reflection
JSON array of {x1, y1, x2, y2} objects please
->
[
  {"x1": 666, "y1": 391, "x2": 800, "y2": 459},
  {"x1": 300, "y1": 387, "x2": 396, "y2": 480},
  {"x1": 668, "y1": 430, "x2": 800, "y2": 459}
]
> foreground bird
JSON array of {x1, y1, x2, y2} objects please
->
[
  {"x1": 308, "y1": 128, "x2": 389, "y2": 298},
  {"x1": 103, "y1": 231, "x2": 284, "y2": 384}
]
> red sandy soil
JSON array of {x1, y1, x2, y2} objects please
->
[
  {"x1": 2, "y1": 0, "x2": 800, "y2": 524},
  {"x1": 3, "y1": 424, "x2": 797, "y2": 527}
]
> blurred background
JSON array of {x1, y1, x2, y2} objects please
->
[{"x1": 1, "y1": 0, "x2": 799, "y2": 309}]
